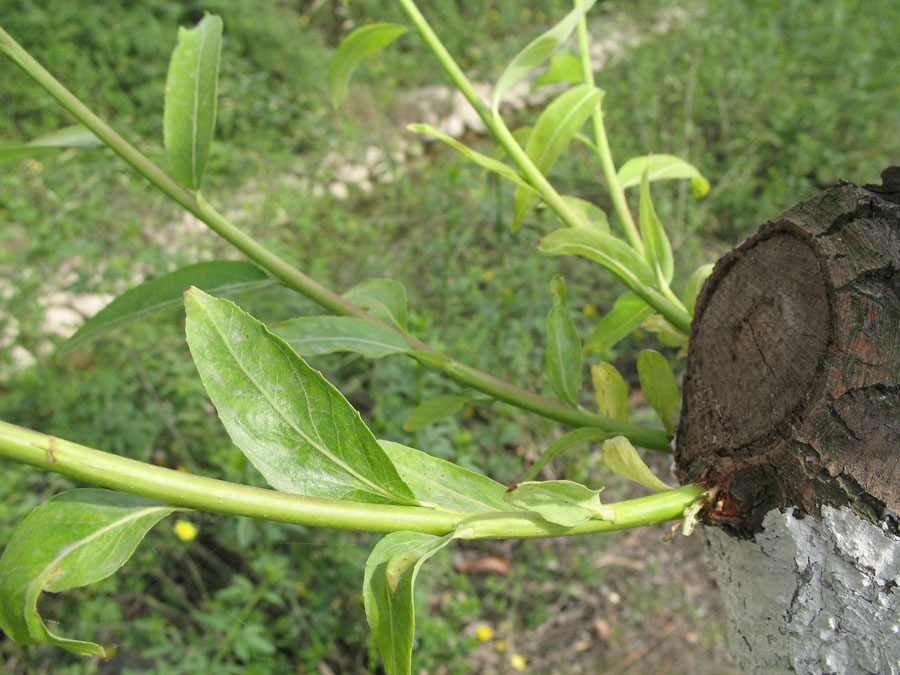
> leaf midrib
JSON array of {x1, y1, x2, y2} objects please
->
[{"x1": 201, "y1": 302, "x2": 398, "y2": 501}]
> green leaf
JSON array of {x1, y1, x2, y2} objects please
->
[
  {"x1": 601, "y1": 436, "x2": 673, "y2": 492},
  {"x1": 270, "y1": 316, "x2": 411, "y2": 360},
  {"x1": 402, "y1": 395, "x2": 468, "y2": 432},
  {"x1": 545, "y1": 275, "x2": 582, "y2": 406},
  {"x1": 513, "y1": 84, "x2": 604, "y2": 228},
  {"x1": 503, "y1": 480, "x2": 610, "y2": 527},
  {"x1": 330, "y1": 23, "x2": 409, "y2": 108},
  {"x1": 59, "y1": 261, "x2": 273, "y2": 356},
  {"x1": 407, "y1": 123, "x2": 537, "y2": 195},
  {"x1": 559, "y1": 195, "x2": 609, "y2": 232},
  {"x1": 0, "y1": 489, "x2": 176, "y2": 657},
  {"x1": 583, "y1": 292, "x2": 653, "y2": 356},
  {"x1": 539, "y1": 228, "x2": 656, "y2": 288},
  {"x1": 617, "y1": 154, "x2": 709, "y2": 191},
  {"x1": 636, "y1": 349, "x2": 680, "y2": 434},
  {"x1": 684, "y1": 263, "x2": 714, "y2": 316},
  {"x1": 163, "y1": 13, "x2": 223, "y2": 190},
  {"x1": 590, "y1": 363, "x2": 629, "y2": 422},
  {"x1": 524, "y1": 427, "x2": 608, "y2": 481},
  {"x1": 364, "y1": 531, "x2": 454, "y2": 675},
  {"x1": 491, "y1": 0, "x2": 596, "y2": 113},
  {"x1": 343, "y1": 278, "x2": 408, "y2": 331},
  {"x1": 639, "y1": 166, "x2": 675, "y2": 284},
  {"x1": 380, "y1": 441, "x2": 509, "y2": 512},
  {"x1": 533, "y1": 50, "x2": 584, "y2": 88},
  {"x1": 640, "y1": 314, "x2": 688, "y2": 348},
  {"x1": 0, "y1": 125, "x2": 102, "y2": 164},
  {"x1": 183, "y1": 287, "x2": 416, "y2": 504}
]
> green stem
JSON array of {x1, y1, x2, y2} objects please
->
[
  {"x1": 574, "y1": 2, "x2": 642, "y2": 251},
  {"x1": 0, "y1": 420, "x2": 703, "y2": 538},
  {"x1": 0, "y1": 23, "x2": 673, "y2": 451},
  {"x1": 418, "y1": 355, "x2": 672, "y2": 452},
  {"x1": 396, "y1": 0, "x2": 584, "y2": 230}
]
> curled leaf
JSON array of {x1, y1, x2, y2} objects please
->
[
  {"x1": 330, "y1": 23, "x2": 409, "y2": 108},
  {"x1": 601, "y1": 436, "x2": 674, "y2": 492},
  {"x1": 503, "y1": 479, "x2": 611, "y2": 527},
  {"x1": 364, "y1": 532, "x2": 454, "y2": 675},
  {"x1": 0, "y1": 490, "x2": 176, "y2": 657}
]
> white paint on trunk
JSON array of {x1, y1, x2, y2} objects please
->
[{"x1": 703, "y1": 506, "x2": 900, "y2": 675}]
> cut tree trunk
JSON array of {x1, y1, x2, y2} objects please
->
[{"x1": 675, "y1": 167, "x2": 900, "y2": 674}]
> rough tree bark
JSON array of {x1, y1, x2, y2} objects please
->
[{"x1": 675, "y1": 168, "x2": 900, "y2": 674}]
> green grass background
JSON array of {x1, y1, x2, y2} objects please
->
[{"x1": 1, "y1": 0, "x2": 898, "y2": 672}]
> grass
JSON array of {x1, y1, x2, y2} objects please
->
[{"x1": 1, "y1": 0, "x2": 898, "y2": 672}]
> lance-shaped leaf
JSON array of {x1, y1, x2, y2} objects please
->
[
  {"x1": 380, "y1": 441, "x2": 508, "y2": 512},
  {"x1": 0, "y1": 489, "x2": 177, "y2": 657},
  {"x1": 408, "y1": 123, "x2": 537, "y2": 195},
  {"x1": 60, "y1": 261, "x2": 273, "y2": 356},
  {"x1": 503, "y1": 479, "x2": 611, "y2": 527},
  {"x1": 602, "y1": 436, "x2": 673, "y2": 492},
  {"x1": 559, "y1": 195, "x2": 609, "y2": 232},
  {"x1": 513, "y1": 84, "x2": 604, "y2": 229},
  {"x1": 545, "y1": 275, "x2": 582, "y2": 406},
  {"x1": 271, "y1": 316, "x2": 411, "y2": 360},
  {"x1": 636, "y1": 349, "x2": 680, "y2": 434},
  {"x1": 343, "y1": 278, "x2": 408, "y2": 331},
  {"x1": 683, "y1": 262, "x2": 715, "y2": 316},
  {"x1": 0, "y1": 125, "x2": 102, "y2": 164},
  {"x1": 364, "y1": 531, "x2": 454, "y2": 675},
  {"x1": 491, "y1": 0, "x2": 596, "y2": 112},
  {"x1": 524, "y1": 427, "x2": 608, "y2": 481},
  {"x1": 164, "y1": 13, "x2": 223, "y2": 190},
  {"x1": 591, "y1": 363, "x2": 629, "y2": 422},
  {"x1": 184, "y1": 287, "x2": 416, "y2": 504},
  {"x1": 533, "y1": 50, "x2": 583, "y2": 88},
  {"x1": 639, "y1": 166, "x2": 675, "y2": 284},
  {"x1": 330, "y1": 23, "x2": 409, "y2": 108},
  {"x1": 584, "y1": 291, "x2": 653, "y2": 356},
  {"x1": 617, "y1": 154, "x2": 711, "y2": 198},
  {"x1": 539, "y1": 228, "x2": 656, "y2": 289}
]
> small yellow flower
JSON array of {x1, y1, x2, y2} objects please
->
[
  {"x1": 495, "y1": 639, "x2": 508, "y2": 653},
  {"x1": 26, "y1": 158, "x2": 43, "y2": 172},
  {"x1": 173, "y1": 520, "x2": 198, "y2": 542},
  {"x1": 510, "y1": 653, "x2": 527, "y2": 671},
  {"x1": 582, "y1": 303, "x2": 597, "y2": 318},
  {"x1": 482, "y1": 269, "x2": 495, "y2": 281},
  {"x1": 476, "y1": 625, "x2": 494, "y2": 642},
  {"x1": 299, "y1": 15, "x2": 310, "y2": 26}
]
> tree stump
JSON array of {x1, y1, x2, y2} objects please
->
[{"x1": 676, "y1": 168, "x2": 900, "y2": 674}]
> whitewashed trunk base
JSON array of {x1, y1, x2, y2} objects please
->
[{"x1": 703, "y1": 506, "x2": 900, "y2": 674}]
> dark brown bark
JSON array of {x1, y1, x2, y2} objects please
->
[{"x1": 676, "y1": 168, "x2": 900, "y2": 535}]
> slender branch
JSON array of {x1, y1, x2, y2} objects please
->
[
  {"x1": 0, "y1": 421, "x2": 704, "y2": 538},
  {"x1": 395, "y1": 0, "x2": 584, "y2": 230},
  {"x1": 574, "y1": 2, "x2": 642, "y2": 251},
  {"x1": 0, "y1": 23, "x2": 672, "y2": 451}
]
